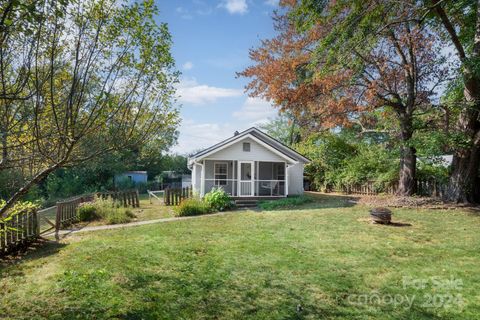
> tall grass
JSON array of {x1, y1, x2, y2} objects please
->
[{"x1": 76, "y1": 197, "x2": 135, "y2": 224}]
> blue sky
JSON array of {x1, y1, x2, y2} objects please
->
[{"x1": 156, "y1": 0, "x2": 280, "y2": 154}]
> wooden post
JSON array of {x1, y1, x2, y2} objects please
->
[
  {"x1": 5, "y1": 219, "x2": 10, "y2": 252},
  {"x1": 135, "y1": 190, "x2": 140, "y2": 208},
  {"x1": 33, "y1": 210, "x2": 39, "y2": 236},
  {"x1": 21, "y1": 213, "x2": 27, "y2": 244},
  {"x1": 55, "y1": 203, "x2": 61, "y2": 241},
  {"x1": 0, "y1": 221, "x2": 5, "y2": 254}
]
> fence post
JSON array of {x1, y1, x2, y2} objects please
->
[
  {"x1": 135, "y1": 190, "x2": 140, "y2": 208},
  {"x1": 55, "y1": 203, "x2": 61, "y2": 241},
  {"x1": 0, "y1": 221, "x2": 4, "y2": 255},
  {"x1": 22, "y1": 213, "x2": 27, "y2": 244}
]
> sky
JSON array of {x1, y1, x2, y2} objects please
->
[{"x1": 156, "y1": 0, "x2": 281, "y2": 155}]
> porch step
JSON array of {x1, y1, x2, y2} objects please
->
[{"x1": 234, "y1": 199, "x2": 258, "y2": 208}]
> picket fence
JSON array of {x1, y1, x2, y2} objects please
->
[
  {"x1": 164, "y1": 186, "x2": 193, "y2": 206},
  {"x1": 0, "y1": 209, "x2": 39, "y2": 255},
  {"x1": 329, "y1": 179, "x2": 445, "y2": 197}
]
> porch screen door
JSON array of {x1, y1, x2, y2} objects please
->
[{"x1": 238, "y1": 161, "x2": 254, "y2": 196}]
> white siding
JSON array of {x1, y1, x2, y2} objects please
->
[
  {"x1": 192, "y1": 163, "x2": 202, "y2": 195},
  {"x1": 288, "y1": 162, "x2": 304, "y2": 195},
  {"x1": 206, "y1": 137, "x2": 286, "y2": 162}
]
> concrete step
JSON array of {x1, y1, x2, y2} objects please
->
[{"x1": 235, "y1": 199, "x2": 258, "y2": 208}]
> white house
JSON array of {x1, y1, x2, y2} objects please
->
[{"x1": 188, "y1": 127, "x2": 310, "y2": 198}]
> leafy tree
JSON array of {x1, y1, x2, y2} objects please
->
[
  {"x1": 259, "y1": 112, "x2": 301, "y2": 146},
  {"x1": 0, "y1": 0, "x2": 180, "y2": 216},
  {"x1": 422, "y1": 0, "x2": 480, "y2": 202},
  {"x1": 239, "y1": 1, "x2": 448, "y2": 196}
]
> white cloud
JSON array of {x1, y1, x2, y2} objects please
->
[
  {"x1": 219, "y1": 0, "x2": 248, "y2": 15},
  {"x1": 176, "y1": 7, "x2": 193, "y2": 19},
  {"x1": 170, "y1": 98, "x2": 278, "y2": 154},
  {"x1": 176, "y1": 77, "x2": 243, "y2": 105},
  {"x1": 264, "y1": 0, "x2": 279, "y2": 6},
  {"x1": 233, "y1": 97, "x2": 277, "y2": 124},
  {"x1": 171, "y1": 120, "x2": 240, "y2": 154},
  {"x1": 182, "y1": 61, "x2": 194, "y2": 70}
]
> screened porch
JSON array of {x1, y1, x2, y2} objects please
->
[{"x1": 202, "y1": 160, "x2": 286, "y2": 197}]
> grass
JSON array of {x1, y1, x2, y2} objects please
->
[
  {"x1": 258, "y1": 194, "x2": 314, "y2": 210},
  {"x1": 132, "y1": 194, "x2": 174, "y2": 221},
  {"x1": 1, "y1": 194, "x2": 479, "y2": 319}
]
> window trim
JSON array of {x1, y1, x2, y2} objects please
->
[{"x1": 214, "y1": 162, "x2": 228, "y2": 186}]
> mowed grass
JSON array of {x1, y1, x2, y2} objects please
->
[
  {"x1": 131, "y1": 194, "x2": 174, "y2": 221},
  {"x1": 1, "y1": 195, "x2": 479, "y2": 319}
]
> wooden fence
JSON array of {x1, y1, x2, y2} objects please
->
[
  {"x1": 54, "y1": 190, "x2": 140, "y2": 239},
  {"x1": 329, "y1": 181, "x2": 397, "y2": 195},
  {"x1": 328, "y1": 179, "x2": 445, "y2": 197},
  {"x1": 97, "y1": 190, "x2": 140, "y2": 208},
  {"x1": 0, "y1": 209, "x2": 39, "y2": 255},
  {"x1": 55, "y1": 194, "x2": 94, "y2": 231},
  {"x1": 164, "y1": 186, "x2": 192, "y2": 206}
]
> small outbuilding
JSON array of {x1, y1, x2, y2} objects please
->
[{"x1": 115, "y1": 171, "x2": 148, "y2": 185}]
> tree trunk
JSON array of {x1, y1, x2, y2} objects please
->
[
  {"x1": 398, "y1": 145, "x2": 417, "y2": 196},
  {"x1": 0, "y1": 164, "x2": 61, "y2": 217},
  {"x1": 445, "y1": 113, "x2": 480, "y2": 203},
  {"x1": 396, "y1": 112, "x2": 416, "y2": 196}
]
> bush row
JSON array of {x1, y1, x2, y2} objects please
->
[{"x1": 174, "y1": 187, "x2": 234, "y2": 217}]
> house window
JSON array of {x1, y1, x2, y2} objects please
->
[
  {"x1": 243, "y1": 142, "x2": 250, "y2": 152},
  {"x1": 214, "y1": 162, "x2": 228, "y2": 186}
]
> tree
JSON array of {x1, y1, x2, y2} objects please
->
[
  {"x1": 239, "y1": 1, "x2": 447, "y2": 195},
  {"x1": 424, "y1": 0, "x2": 480, "y2": 202},
  {"x1": 259, "y1": 112, "x2": 301, "y2": 146},
  {"x1": 0, "y1": 0, "x2": 180, "y2": 216}
]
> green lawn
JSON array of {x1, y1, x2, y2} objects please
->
[
  {"x1": 1, "y1": 194, "x2": 479, "y2": 319},
  {"x1": 131, "y1": 195, "x2": 174, "y2": 221}
]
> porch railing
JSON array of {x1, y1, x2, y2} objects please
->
[{"x1": 203, "y1": 179, "x2": 286, "y2": 196}]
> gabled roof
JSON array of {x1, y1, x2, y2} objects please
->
[{"x1": 188, "y1": 127, "x2": 311, "y2": 164}]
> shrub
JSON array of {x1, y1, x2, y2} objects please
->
[
  {"x1": 203, "y1": 187, "x2": 233, "y2": 212},
  {"x1": 258, "y1": 195, "x2": 313, "y2": 210},
  {"x1": 175, "y1": 198, "x2": 210, "y2": 217},
  {"x1": 103, "y1": 208, "x2": 135, "y2": 224},
  {"x1": 77, "y1": 202, "x2": 98, "y2": 221},
  {"x1": 84, "y1": 197, "x2": 136, "y2": 224}
]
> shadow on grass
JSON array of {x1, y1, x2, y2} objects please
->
[
  {"x1": 47, "y1": 266, "x2": 448, "y2": 320},
  {"x1": 0, "y1": 238, "x2": 67, "y2": 273},
  {"x1": 384, "y1": 221, "x2": 412, "y2": 227}
]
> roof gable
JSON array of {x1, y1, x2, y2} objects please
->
[{"x1": 188, "y1": 127, "x2": 310, "y2": 164}]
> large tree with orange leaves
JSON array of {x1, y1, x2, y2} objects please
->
[{"x1": 239, "y1": 1, "x2": 447, "y2": 196}]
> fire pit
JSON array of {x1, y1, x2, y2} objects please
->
[{"x1": 370, "y1": 207, "x2": 392, "y2": 224}]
